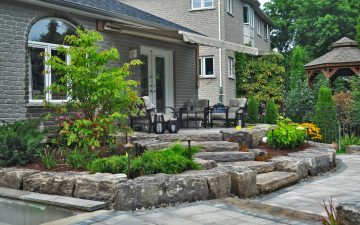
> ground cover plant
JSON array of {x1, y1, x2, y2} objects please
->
[{"x1": 339, "y1": 134, "x2": 360, "y2": 152}]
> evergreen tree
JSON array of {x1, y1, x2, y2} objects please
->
[
  {"x1": 247, "y1": 96, "x2": 260, "y2": 124},
  {"x1": 314, "y1": 87, "x2": 339, "y2": 143},
  {"x1": 264, "y1": 99, "x2": 278, "y2": 124},
  {"x1": 290, "y1": 46, "x2": 305, "y2": 90}
]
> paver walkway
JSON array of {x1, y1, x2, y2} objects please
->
[{"x1": 258, "y1": 155, "x2": 360, "y2": 215}]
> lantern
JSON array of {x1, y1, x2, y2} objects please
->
[
  {"x1": 167, "y1": 118, "x2": 179, "y2": 133},
  {"x1": 153, "y1": 114, "x2": 166, "y2": 134}
]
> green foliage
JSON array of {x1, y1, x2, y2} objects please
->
[
  {"x1": 267, "y1": 117, "x2": 307, "y2": 149},
  {"x1": 247, "y1": 96, "x2": 260, "y2": 124},
  {"x1": 89, "y1": 155, "x2": 128, "y2": 174},
  {"x1": 264, "y1": 0, "x2": 359, "y2": 58},
  {"x1": 340, "y1": 135, "x2": 360, "y2": 152},
  {"x1": 40, "y1": 149, "x2": 57, "y2": 170},
  {"x1": 46, "y1": 29, "x2": 141, "y2": 149},
  {"x1": 89, "y1": 144, "x2": 201, "y2": 177},
  {"x1": 0, "y1": 119, "x2": 45, "y2": 166},
  {"x1": 314, "y1": 87, "x2": 339, "y2": 143},
  {"x1": 290, "y1": 46, "x2": 306, "y2": 90},
  {"x1": 351, "y1": 77, "x2": 360, "y2": 123},
  {"x1": 235, "y1": 52, "x2": 285, "y2": 102},
  {"x1": 67, "y1": 149, "x2": 97, "y2": 170},
  {"x1": 320, "y1": 198, "x2": 340, "y2": 225},
  {"x1": 264, "y1": 100, "x2": 278, "y2": 124},
  {"x1": 357, "y1": 16, "x2": 360, "y2": 46}
]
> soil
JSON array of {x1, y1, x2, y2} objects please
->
[{"x1": 255, "y1": 143, "x2": 313, "y2": 161}]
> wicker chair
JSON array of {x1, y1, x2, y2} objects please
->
[
  {"x1": 180, "y1": 99, "x2": 210, "y2": 129},
  {"x1": 210, "y1": 98, "x2": 247, "y2": 127}
]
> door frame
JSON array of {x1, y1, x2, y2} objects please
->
[{"x1": 140, "y1": 46, "x2": 174, "y2": 112}]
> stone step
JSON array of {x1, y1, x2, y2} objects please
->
[
  {"x1": 256, "y1": 171, "x2": 300, "y2": 194},
  {"x1": 131, "y1": 132, "x2": 224, "y2": 142},
  {"x1": 135, "y1": 141, "x2": 239, "y2": 152},
  {"x1": 218, "y1": 161, "x2": 275, "y2": 174},
  {"x1": 195, "y1": 152, "x2": 255, "y2": 162}
]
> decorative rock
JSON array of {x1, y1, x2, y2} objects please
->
[
  {"x1": 346, "y1": 145, "x2": 360, "y2": 154},
  {"x1": 270, "y1": 156, "x2": 308, "y2": 179},
  {"x1": 218, "y1": 161, "x2": 275, "y2": 174},
  {"x1": 212, "y1": 166, "x2": 258, "y2": 198},
  {"x1": 157, "y1": 133, "x2": 223, "y2": 142},
  {"x1": 195, "y1": 152, "x2": 255, "y2": 162},
  {"x1": 257, "y1": 171, "x2": 300, "y2": 194},
  {"x1": 288, "y1": 151, "x2": 331, "y2": 176},
  {"x1": 248, "y1": 149, "x2": 268, "y2": 158},
  {"x1": 74, "y1": 173, "x2": 127, "y2": 204},
  {"x1": 194, "y1": 158, "x2": 217, "y2": 170},
  {"x1": 337, "y1": 201, "x2": 360, "y2": 225},
  {"x1": 138, "y1": 141, "x2": 239, "y2": 152},
  {"x1": 0, "y1": 168, "x2": 39, "y2": 189},
  {"x1": 23, "y1": 171, "x2": 88, "y2": 197}
]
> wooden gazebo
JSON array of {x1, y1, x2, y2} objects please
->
[{"x1": 305, "y1": 37, "x2": 360, "y2": 87}]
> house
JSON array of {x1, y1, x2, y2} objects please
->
[
  {"x1": 120, "y1": 0, "x2": 274, "y2": 105},
  {"x1": 0, "y1": 0, "x2": 200, "y2": 122}
]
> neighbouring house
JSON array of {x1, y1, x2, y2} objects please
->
[
  {"x1": 119, "y1": 0, "x2": 274, "y2": 105},
  {"x1": 0, "y1": 0, "x2": 196, "y2": 122}
]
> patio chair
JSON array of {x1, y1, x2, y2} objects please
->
[
  {"x1": 180, "y1": 99, "x2": 210, "y2": 129},
  {"x1": 130, "y1": 96, "x2": 178, "y2": 133},
  {"x1": 210, "y1": 98, "x2": 247, "y2": 127}
]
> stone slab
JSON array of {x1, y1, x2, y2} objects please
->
[
  {"x1": 256, "y1": 172, "x2": 300, "y2": 194},
  {"x1": 194, "y1": 158, "x2": 217, "y2": 170},
  {"x1": 136, "y1": 141, "x2": 239, "y2": 152},
  {"x1": 218, "y1": 161, "x2": 275, "y2": 174},
  {"x1": 157, "y1": 133, "x2": 223, "y2": 142},
  {"x1": 0, "y1": 168, "x2": 40, "y2": 189},
  {"x1": 346, "y1": 145, "x2": 360, "y2": 154},
  {"x1": 270, "y1": 156, "x2": 308, "y2": 179},
  {"x1": 195, "y1": 152, "x2": 255, "y2": 162},
  {"x1": 337, "y1": 201, "x2": 360, "y2": 225}
]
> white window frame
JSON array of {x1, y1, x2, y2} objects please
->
[
  {"x1": 257, "y1": 18, "x2": 262, "y2": 36},
  {"x1": 227, "y1": 57, "x2": 235, "y2": 78},
  {"x1": 264, "y1": 24, "x2": 269, "y2": 41},
  {"x1": 199, "y1": 56, "x2": 215, "y2": 77},
  {"x1": 227, "y1": 0, "x2": 233, "y2": 14},
  {"x1": 192, "y1": 0, "x2": 214, "y2": 10},
  {"x1": 28, "y1": 40, "x2": 70, "y2": 103},
  {"x1": 243, "y1": 5, "x2": 254, "y2": 27}
]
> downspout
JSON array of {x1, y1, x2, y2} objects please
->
[{"x1": 218, "y1": 0, "x2": 223, "y2": 104}]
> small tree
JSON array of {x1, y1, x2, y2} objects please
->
[
  {"x1": 247, "y1": 96, "x2": 260, "y2": 124},
  {"x1": 264, "y1": 99, "x2": 278, "y2": 124},
  {"x1": 46, "y1": 29, "x2": 141, "y2": 149},
  {"x1": 314, "y1": 87, "x2": 339, "y2": 143},
  {"x1": 290, "y1": 46, "x2": 306, "y2": 90}
]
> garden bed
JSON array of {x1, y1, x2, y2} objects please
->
[{"x1": 256, "y1": 143, "x2": 314, "y2": 160}]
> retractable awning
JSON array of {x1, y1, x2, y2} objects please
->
[{"x1": 179, "y1": 31, "x2": 259, "y2": 56}]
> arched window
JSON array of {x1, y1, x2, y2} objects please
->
[{"x1": 28, "y1": 18, "x2": 76, "y2": 102}]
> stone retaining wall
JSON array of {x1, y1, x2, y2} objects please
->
[{"x1": 337, "y1": 201, "x2": 360, "y2": 225}]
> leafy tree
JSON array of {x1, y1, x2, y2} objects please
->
[
  {"x1": 350, "y1": 77, "x2": 360, "y2": 124},
  {"x1": 264, "y1": 0, "x2": 359, "y2": 58},
  {"x1": 246, "y1": 96, "x2": 260, "y2": 124},
  {"x1": 235, "y1": 52, "x2": 285, "y2": 102},
  {"x1": 314, "y1": 87, "x2": 338, "y2": 143},
  {"x1": 357, "y1": 16, "x2": 360, "y2": 46},
  {"x1": 289, "y1": 46, "x2": 306, "y2": 90},
  {"x1": 46, "y1": 29, "x2": 141, "y2": 149},
  {"x1": 264, "y1": 99, "x2": 278, "y2": 124}
]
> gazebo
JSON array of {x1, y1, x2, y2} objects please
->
[{"x1": 305, "y1": 37, "x2": 360, "y2": 87}]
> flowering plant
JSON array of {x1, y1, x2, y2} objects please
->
[{"x1": 299, "y1": 122, "x2": 322, "y2": 141}]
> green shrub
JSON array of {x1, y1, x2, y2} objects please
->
[
  {"x1": 89, "y1": 155, "x2": 128, "y2": 174},
  {"x1": 264, "y1": 100, "x2": 278, "y2": 124},
  {"x1": 340, "y1": 134, "x2": 360, "y2": 151},
  {"x1": 0, "y1": 119, "x2": 45, "y2": 166},
  {"x1": 67, "y1": 149, "x2": 97, "y2": 170},
  {"x1": 314, "y1": 87, "x2": 339, "y2": 143},
  {"x1": 247, "y1": 96, "x2": 260, "y2": 124},
  {"x1": 267, "y1": 117, "x2": 307, "y2": 149},
  {"x1": 40, "y1": 149, "x2": 57, "y2": 170}
]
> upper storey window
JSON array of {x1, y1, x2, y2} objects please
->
[
  {"x1": 28, "y1": 18, "x2": 76, "y2": 102},
  {"x1": 243, "y1": 5, "x2": 254, "y2": 27},
  {"x1": 227, "y1": 0, "x2": 233, "y2": 14},
  {"x1": 192, "y1": 0, "x2": 214, "y2": 10}
]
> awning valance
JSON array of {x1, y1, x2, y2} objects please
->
[{"x1": 179, "y1": 31, "x2": 259, "y2": 56}]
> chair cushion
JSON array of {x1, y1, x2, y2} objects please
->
[
  {"x1": 142, "y1": 96, "x2": 156, "y2": 111},
  {"x1": 229, "y1": 98, "x2": 240, "y2": 107},
  {"x1": 182, "y1": 112, "x2": 205, "y2": 120}
]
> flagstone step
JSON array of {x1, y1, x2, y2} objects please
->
[
  {"x1": 256, "y1": 171, "x2": 300, "y2": 194},
  {"x1": 195, "y1": 151, "x2": 255, "y2": 162},
  {"x1": 135, "y1": 140, "x2": 239, "y2": 152},
  {"x1": 131, "y1": 132, "x2": 224, "y2": 142},
  {"x1": 218, "y1": 161, "x2": 275, "y2": 174}
]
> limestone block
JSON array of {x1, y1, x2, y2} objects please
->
[{"x1": 0, "y1": 168, "x2": 39, "y2": 189}]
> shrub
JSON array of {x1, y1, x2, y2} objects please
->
[
  {"x1": 89, "y1": 155, "x2": 128, "y2": 174},
  {"x1": 299, "y1": 122, "x2": 322, "y2": 142},
  {"x1": 0, "y1": 119, "x2": 45, "y2": 166},
  {"x1": 247, "y1": 96, "x2": 260, "y2": 124},
  {"x1": 264, "y1": 100, "x2": 278, "y2": 124},
  {"x1": 333, "y1": 92, "x2": 353, "y2": 125},
  {"x1": 40, "y1": 149, "x2": 57, "y2": 170},
  {"x1": 314, "y1": 87, "x2": 339, "y2": 143},
  {"x1": 340, "y1": 134, "x2": 360, "y2": 151},
  {"x1": 67, "y1": 149, "x2": 97, "y2": 170},
  {"x1": 267, "y1": 117, "x2": 307, "y2": 149}
]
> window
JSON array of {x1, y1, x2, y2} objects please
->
[
  {"x1": 257, "y1": 18, "x2": 262, "y2": 36},
  {"x1": 192, "y1": 0, "x2": 214, "y2": 9},
  {"x1": 199, "y1": 56, "x2": 214, "y2": 76},
  {"x1": 228, "y1": 57, "x2": 235, "y2": 78},
  {"x1": 243, "y1": 6, "x2": 254, "y2": 27},
  {"x1": 264, "y1": 24, "x2": 269, "y2": 40},
  {"x1": 28, "y1": 18, "x2": 76, "y2": 102},
  {"x1": 227, "y1": 0, "x2": 233, "y2": 14}
]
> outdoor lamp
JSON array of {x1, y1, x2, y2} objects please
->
[
  {"x1": 153, "y1": 114, "x2": 166, "y2": 134},
  {"x1": 167, "y1": 118, "x2": 179, "y2": 133}
]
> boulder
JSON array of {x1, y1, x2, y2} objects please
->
[
  {"x1": 346, "y1": 145, "x2": 360, "y2": 154},
  {"x1": 337, "y1": 201, "x2": 360, "y2": 225},
  {"x1": 211, "y1": 166, "x2": 258, "y2": 198},
  {"x1": 23, "y1": 171, "x2": 88, "y2": 196},
  {"x1": 74, "y1": 173, "x2": 127, "y2": 204},
  {"x1": 218, "y1": 161, "x2": 275, "y2": 174},
  {"x1": 195, "y1": 152, "x2": 255, "y2": 162},
  {"x1": 257, "y1": 171, "x2": 300, "y2": 194},
  {"x1": 248, "y1": 149, "x2": 268, "y2": 158},
  {"x1": 270, "y1": 156, "x2": 308, "y2": 179},
  {"x1": 194, "y1": 158, "x2": 217, "y2": 170},
  {"x1": 0, "y1": 168, "x2": 39, "y2": 189},
  {"x1": 288, "y1": 151, "x2": 331, "y2": 176}
]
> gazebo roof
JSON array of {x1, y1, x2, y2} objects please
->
[{"x1": 305, "y1": 37, "x2": 360, "y2": 86}]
